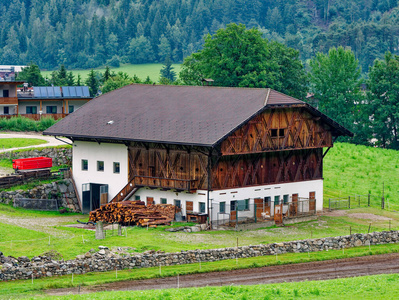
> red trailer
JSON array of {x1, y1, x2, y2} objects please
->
[{"x1": 12, "y1": 157, "x2": 52, "y2": 171}]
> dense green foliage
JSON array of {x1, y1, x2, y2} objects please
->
[
  {"x1": 309, "y1": 46, "x2": 364, "y2": 141},
  {"x1": 367, "y1": 52, "x2": 399, "y2": 149},
  {"x1": 1, "y1": 0, "x2": 399, "y2": 70},
  {"x1": 0, "y1": 116, "x2": 57, "y2": 132},
  {"x1": 180, "y1": 24, "x2": 307, "y2": 99}
]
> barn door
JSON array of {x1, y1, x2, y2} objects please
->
[
  {"x1": 82, "y1": 183, "x2": 90, "y2": 214},
  {"x1": 100, "y1": 185, "x2": 108, "y2": 206}
]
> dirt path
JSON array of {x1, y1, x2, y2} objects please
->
[
  {"x1": 46, "y1": 253, "x2": 399, "y2": 296},
  {"x1": 0, "y1": 214, "x2": 83, "y2": 237}
]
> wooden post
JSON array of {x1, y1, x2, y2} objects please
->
[
  {"x1": 368, "y1": 193, "x2": 370, "y2": 207},
  {"x1": 348, "y1": 196, "x2": 351, "y2": 209}
]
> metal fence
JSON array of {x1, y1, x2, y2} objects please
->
[
  {"x1": 328, "y1": 193, "x2": 385, "y2": 210},
  {"x1": 210, "y1": 197, "x2": 317, "y2": 227}
]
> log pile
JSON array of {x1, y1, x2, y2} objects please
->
[{"x1": 89, "y1": 200, "x2": 175, "y2": 226}]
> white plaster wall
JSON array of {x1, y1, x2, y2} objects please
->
[
  {"x1": 72, "y1": 141, "x2": 128, "y2": 203},
  {"x1": 0, "y1": 104, "x2": 17, "y2": 115},
  {"x1": 68, "y1": 100, "x2": 88, "y2": 112},
  {"x1": 209, "y1": 179, "x2": 323, "y2": 223},
  {"x1": 130, "y1": 179, "x2": 323, "y2": 220},
  {"x1": 0, "y1": 84, "x2": 17, "y2": 97},
  {"x1": 18, "y1": 101, "x2": 40, "y2": 114}
]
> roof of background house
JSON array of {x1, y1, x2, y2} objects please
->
[{"x1": 44, "y1": 84, "x2": 352, "y2": 146}]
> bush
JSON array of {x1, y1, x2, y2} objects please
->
[{"x1": 0, "y1": 116, "x2": 57, "y2": 132}]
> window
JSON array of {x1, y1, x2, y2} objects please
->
[
  {"x1": 46, "y1": 106, "x2": 57, "y2": 113},
  {"x1": 199, "y1": 202, "x2": 206, "y2": 213},
  {"x1": 244, "y1": 199, "x2": 249, "y2": 210},
  {"x1": 81, "y1": 159, "x2": 88, "y2": 171},
  {"x1": 279, "y1": 129, "x2": 285, "y2": 136},
  {"x1": 230, "y1": 200, "x2": 237, "y2": 211},
  {"x1": 271, "y1": 129, "x2": 278, "y2": 137},
  {"x1": 160, "y1": 198, "x2": 167, "y2": 204},
  {"x1": 97, "y1": 161, "x2": 104, "y2": 171},
  {"x1": 274, "y1": 195, "x2": 280, "y2": 205},
  {"x1": 283, "y1": 194, "x2": 289, "y2": 204},
  {"x1": 113, "y1": 162, "x2": 120, "y2": 174},
  {"x1": 68, "y1": 105, "x2": 74, "y2": 113},
  {"x1": 264, "y1": 196, "x2": 271, "y2": 206},
  {"x1": 26, "y1": 106, "x2": 37, "y2": 114},
  {"x1": 3, "y1": 106, "x2": 9, "y2": 114},
  {"x1": 135, "y1": 195, "x2": 141, "y2": 200},
  {"x1": 3, "y1": 90, "x2": 9, "y2": 97},
  {"x1": 174, "y1": 200, "x2": 181, "y2": 208},
  {"x1": 220, "y1": 202, "x2": 226, "y2": 213}
]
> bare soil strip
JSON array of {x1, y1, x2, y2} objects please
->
[{"x1": 46, "y1": 253, "x2": 399, "y2": 296}]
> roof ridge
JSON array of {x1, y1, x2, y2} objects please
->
[{"x1": 263, "y1": 88, "x2": 271, "y2": 106}]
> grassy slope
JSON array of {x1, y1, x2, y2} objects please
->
[
  {"x1": 0, "y1": 138, "x2": 47, "y2": 149},
  {"x1": 41, "y1": 63, "x2": 182, "y2": 83},
  {"x1": 323, "y1": 142, "x2": 399, "y2": 209}
]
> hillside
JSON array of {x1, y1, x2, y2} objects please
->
[{"x1": 1, "y1": 0, "x2": 399, "y2": 71}]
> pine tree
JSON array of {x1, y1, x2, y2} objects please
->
[
  {"x1": 160, "y1": 55, "x2": 176, "y2": 82},
  {"x1": 85, "y1": 69, "x2": 99, "y2": 96}
]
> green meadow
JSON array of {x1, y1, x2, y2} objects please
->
[{"x1": 41, "y1": 63, "x2": 182, "y2": 83}]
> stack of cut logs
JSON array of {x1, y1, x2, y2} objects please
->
[{"x1": 89, "y1": 200, "x2": 175, "y2": 227}]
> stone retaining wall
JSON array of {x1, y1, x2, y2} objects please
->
[
  {"x1": 0, "y1": 179, "x2": 80, "y2": 212},
  {"x1": 0, "y1": 147, "x2": 72, "y2": 167},
  {"x1": 1, "y1": 230, "x2": 397, "y2": 281}
]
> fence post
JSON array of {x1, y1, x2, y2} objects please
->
[
  {"x1": 348, "y1": 196, "x2": 351, "y2": 209},
  {"x1": 368, "y1": 194, "x2": 370, "y2": 207},
  {"x1": 329, "y1": 198, "x2": 331, "y2": 210},
  {"x1": 358, "y1": 195, "x2": 360, "y2": 207}
]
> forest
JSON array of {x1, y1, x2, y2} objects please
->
[{"x1": 1, "y1": 0, "x2": 399, "y2": 71}]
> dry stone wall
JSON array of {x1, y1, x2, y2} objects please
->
[
  {"x1": 1, "y1": 230, "x2": 398, "y2": 281},
  {"x1": 0, "y1": 147, "x2": 72, "y2": 167},
  {"x1": 0, "y1": 179, "x2": 80, "y2": 212}
]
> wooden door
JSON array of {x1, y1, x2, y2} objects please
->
[
  {"x1": 254, "y1": 198, "x2": 263, "y2": 220},
  {"x1": 186, "y1": 201, "x2": 193, "y2": 213},
  {"x1": 147, "y1": 197, "x2": 154, "y2": 206},
  {"x1": 291, "y1": 193, "x2": 298, "y2": 216},
  {"x1": 274, "y1": 204, "x2": 283, "y2": 224},
  {"x1": 309, "y1": 191, "x2": 316, "y2": 211}
]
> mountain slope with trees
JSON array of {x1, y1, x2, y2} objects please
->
[{"x1": 1, "y1": 0, "x2": 399, "y2": 71}]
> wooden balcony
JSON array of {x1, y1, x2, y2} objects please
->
[
  {"x1": 0, "y1": 97, "x2": 18, "y2": 105},
  {"x1": 0, "y1": 113, "x2": 67, "y2": 120},
  {"x1": 111, "y1": 176, "x2": 199, "y2": 203}
]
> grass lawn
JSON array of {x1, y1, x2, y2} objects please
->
[
  {"x1": 323, "y1": 142, "x2": 399, "y2": 209},
  {"x1": 41, "y1": 63, "x2": 182, "y2": 83},
  {"x1": 0, "y1": 138, "x2": 47, "y2": 149},
  {"x1": 53, "y1": 273, "x2": 399, "y2": 300},
  {"x1": 0, "y1": 202, "x2": 398, "y2": 261},
  {"x1": 0, "y1": 243, "x2": 398, "y2": 299}
]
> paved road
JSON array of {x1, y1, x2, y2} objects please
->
[
  {"x1": 0, "y1": 132, "x2": 66, "y2": 153},
  {"x1": 46, "y1": 253, "x2": 399, "y2": 296}
]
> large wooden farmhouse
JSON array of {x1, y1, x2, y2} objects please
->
[{"x1": 44, "y1": 84, "x2": 352, "y2": 223}]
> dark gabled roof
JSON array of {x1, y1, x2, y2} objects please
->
[{"x1": 44, "y1": 84, "x2": 352, "y2": 146}]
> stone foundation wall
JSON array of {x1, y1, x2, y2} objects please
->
[
  {"x1": 0, "y1": 179, "x2": 80, "y2": 212},
  {"x1": 1, "y1": 230, "x2": 398, "y2": 281},
  {"x1": 0, "y1": 147, "x2": 72, "y2": 167}
]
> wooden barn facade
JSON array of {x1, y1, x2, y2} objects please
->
[{"x1": 44, "y1": 85, "x2": 352, "y2": 223}]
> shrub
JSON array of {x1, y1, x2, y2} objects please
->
[{"x1": 0, "y1": 116, "x2": 57, "y2": 132}]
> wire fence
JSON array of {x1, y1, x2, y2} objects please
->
[{"x1": 328, "y1": 193, "x2": 387, "y2": 210}]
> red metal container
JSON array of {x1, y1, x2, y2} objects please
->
[{"x1": 12, "y1": 157, "x2": 52, "y2": 170}]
